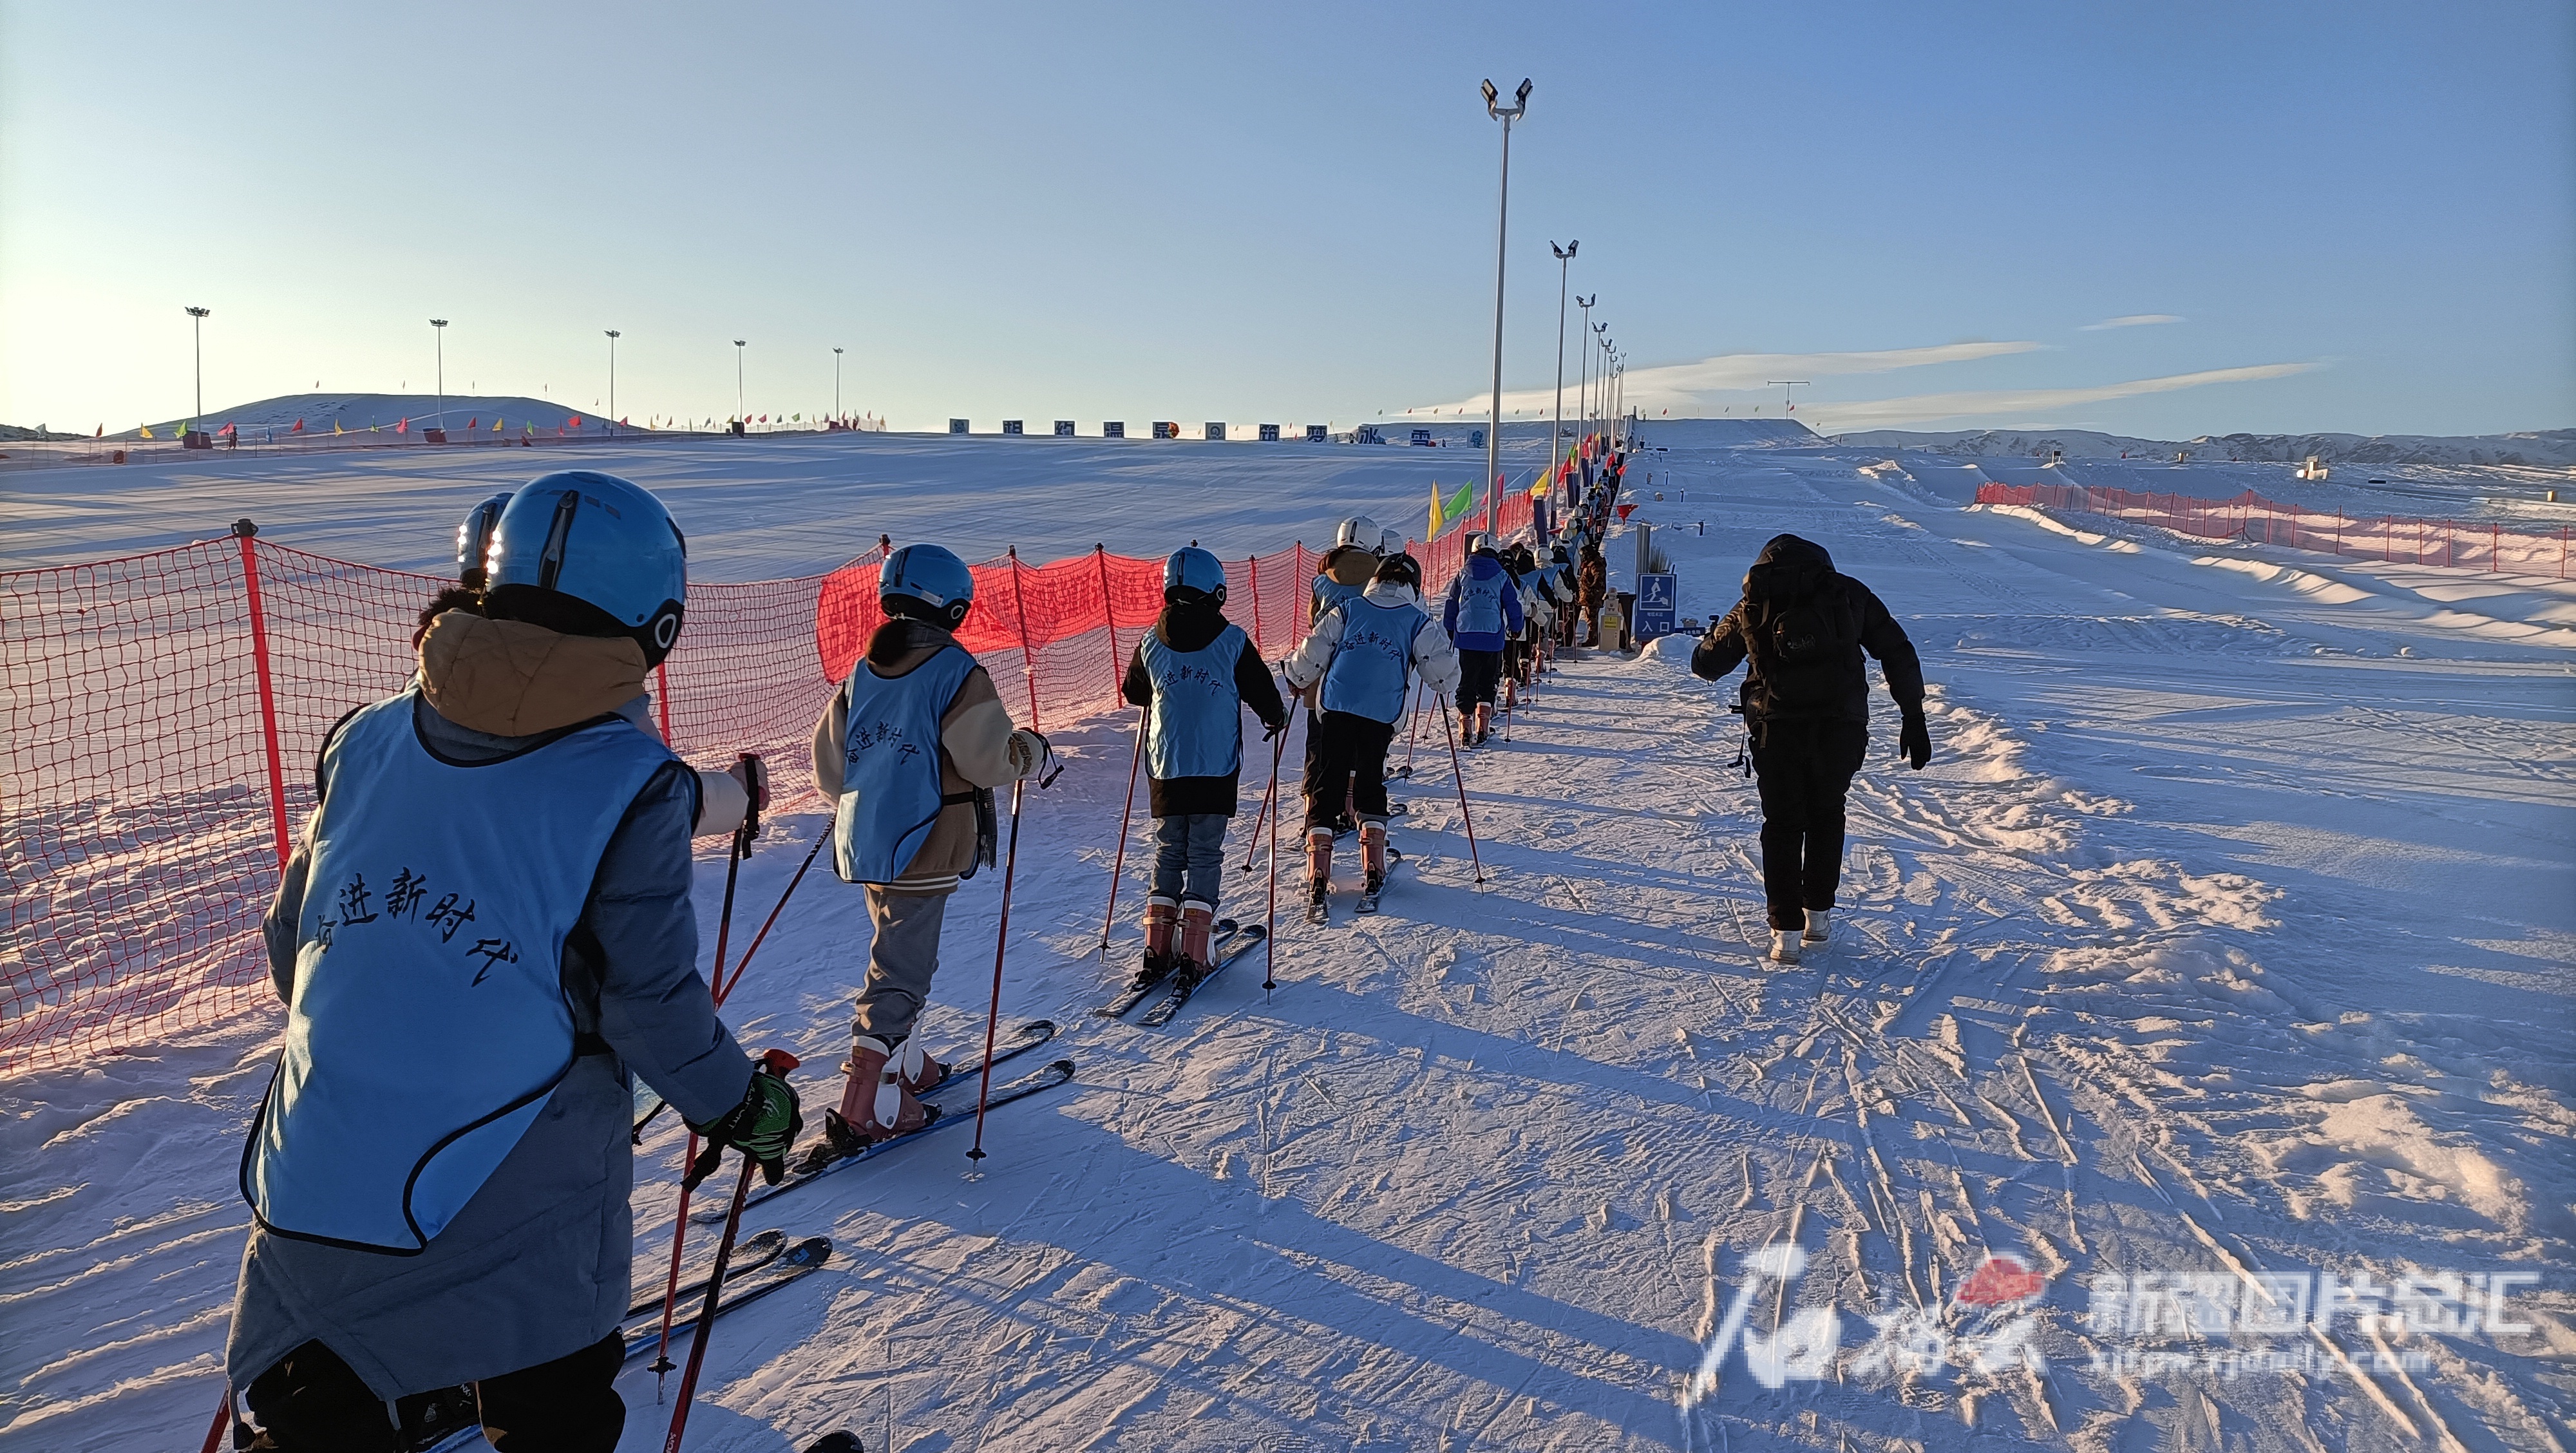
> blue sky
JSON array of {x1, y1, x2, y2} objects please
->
[{"x1": 3, "y1": 0, "x2": 2568, "y2": 438}]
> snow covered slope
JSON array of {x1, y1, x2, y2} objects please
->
[
  {"x1": 3, "y1": 439, "x2": 2568, "y2": 1451},
  {"x1": 1833, "y1": 426, "x2": 2576, "y2": 471}
]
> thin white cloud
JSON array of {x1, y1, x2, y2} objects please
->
[
  {"x1": 1808, "y1": 362, "x2": 2316, "y2": 433},
  {"x1": 1401, "y1": 341, "x2": 2041, "y2": 418},
  {"x1": 2080, "y1": 314, "x2": 2185, "y2": 330}
]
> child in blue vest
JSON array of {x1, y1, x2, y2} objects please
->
[
  {"x1": 1117, "y1": 547, "x2": 1287, "y2": 988},
  {"x1": 227, "y1": 472, "x2": 800, "y2": 1452},
  {"x1": 804, "y1": 544, "x2": 1049, "y2": 1158},
  {"x1": 1441, "y1": 533, "x2": 1524, "y2": 746},
  {"x1": 1283, "y1": 554, "x2": 1461, "y2": 913}
]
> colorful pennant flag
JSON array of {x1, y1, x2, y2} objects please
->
[
  {"x1": 466, "y1": 418, "x2": 478, "y2": 431},
  {"x1": 140, "y1": 423, "x2": 155, "y2": 439},
  {"x1": 396, "y1": 418, "x2": 409, "y2": 434},
  {"x1": 292, "y1": 418, "x2": 305, "y2": 433}
]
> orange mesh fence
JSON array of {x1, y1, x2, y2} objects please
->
[
  {"x1": 1976, "y1": 481, "x2": 2573, "y2": 577},
  {"x1": 14, "y1": 520, "x2": 1555, "y2": 1071}
]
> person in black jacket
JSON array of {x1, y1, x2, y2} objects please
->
[
  {"x1": 1691, "y1": 534, "x2": 1929, "y2": 965},
  {"x1": 1119, "y1": 547, "x2": 1288, "y2": 990}
]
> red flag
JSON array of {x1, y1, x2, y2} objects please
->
[
  {"x1": 619, "y1": 416, "x2": 628, "y2": 426},
  {"x1": 466, "y1": 417, "x2": 478, "y2": 430},
  {"x1": 292, "y1": 418, "x2": 305, "y2": 432},
  {"x1": 568, "y1": 415, "x2": 582, "y2": 428},
  {"x1": 397, "y1": 417, "x2": 409, "y2": 433},
  {"x1": 218, "y1": 422, "x2": 236, "y2": 436},
  {"x1": 759, "y1": 413, "x2": 768, "y2": 423}
]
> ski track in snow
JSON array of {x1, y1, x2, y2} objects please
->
[{"x1": 3, "y1": 442, "x2": 2570, "y2": 1452}]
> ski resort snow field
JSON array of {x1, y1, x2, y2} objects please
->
[{"x1": 3, "y1": 433, "x2": 2570, "y2": 1450}]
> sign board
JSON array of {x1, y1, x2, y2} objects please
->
[
  {"x1": 1354, "y1": 424, "x2": 1383, "y2": 444},
  {"x1": 1001, "y1": 419, "x2": 1023, "y2": 436},
  {"x1": 1409, "y1": 428, "x2": 1434, "y2": 446},
  {"x1": 1103, "y1": 421, "x2": 1125, "y2": 439},
  {"x1": 1153, "y1": 421, "x2": 1179, "y2": 439},
  {"x1": 948, "y1": 418, "x2": 969, "y2": 434},
  {"x1": 1204, "y1": 422, "x2": 1226, "y2": 441},
  {"x1": 1633, "y1": 572, "x2": 1678, "y2": 642},
  {"x1": 1305, "y1": 424, "x2": 1327, "y2": 442},
  {"x1": 1054, "y1": 420, "x2": 1075, "y2": 437},
  {"x1": 1258, "y1": 423, "x2": 1280, "y2": 442}
]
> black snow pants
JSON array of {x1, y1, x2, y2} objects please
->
[
  {"x1": 1303, "y1": 710, "x2": 1397, "y2": 830},
  {"x1": 237, "y1": 1332, "x2": 624, "y2": 1452},
  {"x1": 1748, "y1": 719, "x2": 1868, "y2": 931}
]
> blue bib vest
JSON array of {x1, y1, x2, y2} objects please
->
[
  {"x1": 833, "y1": 645, "x2": 980, "y2": 885},
  {"x1": 1321, "y1": 598, "x2": 1428, "y2": 722},
  {"x1": 1312, "y1": 575, "x2": 1366, "y2": 624},
  {"x1": 240, "y1": 690, "x2": 676, "y2": 1253},
  {"x1": 1141, "y1": 625, "x2": 1245, "y2": 781},
  {"x1": 1452, "y1": 565, "x2": 1508, "y2": 637}
]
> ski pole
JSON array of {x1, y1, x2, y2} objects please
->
[
  {"x1": 1097, "y1": 704, "x2": 1146, "y2": 959},
  {"x1": 649, "y1": 817, "x2": 754, "y2": 1388},
  {"x1": 198, "y1": 1385, "x2": 231, "y2": 1453},
  {"x1": 1257, "y1": 723, "x2": 1286, "y2": 994},
  {"x1": 966, "y1": 777, "x2": 1027, "y2": 1164},
  {"x1": 1438, "y1": 700, "x2": 1486, "y2": 884},
  {"x1": 1399, "y1": 683, "x2": 1426, "y2": 777},
  {"x1": 714, "y1": 826, "x2": 826, "y2": 1007},
  {"x1": 1242, "y1": 676, "x2": 1294, "y2": 870},
  {"x1": 661, "y1": 1155, "x2": 756, "y2": 1452}
]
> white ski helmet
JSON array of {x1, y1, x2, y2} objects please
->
[
  {"x1": 1378, "y1": 526, "x2": 1406, "y2": 556},
  {"x1": 1334, "y1": 515, "x2": 1382, "y2": 550}
]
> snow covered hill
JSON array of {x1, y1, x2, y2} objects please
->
[
  {"x1": 107, "y1": 391, "x2": 692, "y2": 442},
  {"x1": 3, "y1": 438, "x2": 2568, "y2": 1451},
  {"x1": 1833, "y1": 425, "x2": 2576, "y2": 470}
]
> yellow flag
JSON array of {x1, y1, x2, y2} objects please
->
[
  {"x1": 1428, "y1": 481, "x2": 1445, "y2": 539},
  {"x1": 333, "y1": 421, "x2": 343, "y2": 435},
  {"x1": 140, "y1": 423, "x2": 155, "y2": 439},
  {"x1": 491, "y1": 417, "x2": 503, "y2": 432}
]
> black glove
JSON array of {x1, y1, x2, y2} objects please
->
[
  {"x1": 1262, "y1": 717, "x2": 1289, "y2": 741},
  {"x1": 1900, "y1": 710, "x2": 1931, "y2": 771},
  {"x1": 688, "y1": 1054, "x2": 803, "y2": 1186},
  {"x1": 727, "y1": 753, "x2": 768, "y2": 844}
]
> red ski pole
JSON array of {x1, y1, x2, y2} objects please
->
[
  {"x1": 1399, "y1": 683, "x2": 1426, "y2": 777},
  {"x1": 662, "y1": 1049, "x2": 796, "y2": 1452},
  {"x1": 967, "y1": 777, "x2": 1027, "y2": 1163},
  {"x1": 1256, "y1": 724, "x2": 1287, "y2": 994},
  {"x1": 198, "y1": 1385, "x2": 231, "y2": 1453},
  {"x1": 1439, "y1": 700, "x2": 1486, "y2": 884},
  {"x1": 714, "y1": 828, "x2": 824, "y2": 1007},
  {"x1": 1097, "y1": 704, "x2": 1146, "y2": 958}
]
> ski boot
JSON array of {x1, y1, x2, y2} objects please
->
[
  {"x1": 1768, "y1": 930, "x2": 1803, "y2": 966},
  {"x1": 1127, "y1": 896, "x2": 1181, "y2": 993},
  {"x1": 1803, "y1": 908, "x2": 1832, "y2": 947},
  {"x1": 1304, "y1": 827, "x2": 1332, "y2": 924},
  {"x1": 1355, "y1": 822, "x2": 1388, "y2": 915},
  {"x1": 1171, "y1": 903, "x2": 1218, "y2": 990},
  {"x1": 796, "y1": 1034, "x2": 927, "y2": 1170}
]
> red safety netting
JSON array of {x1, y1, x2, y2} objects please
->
[
  {"x1": 1976, "y1": 481, "x2": 2573, "y2": 578},
  {"x1": 5, "y1": 488, "x2": 1590, "y2": 1072}
]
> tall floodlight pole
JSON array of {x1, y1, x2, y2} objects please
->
[
  {"x1": 1549, "y1": 242, "x2": 1577, "y2": 468},
  {"x1": 605, "y1": 330, "x2": 620, "y2": 432},
  {"x1": 430, "y1": 319, "x2": 448, "y2": 433},
  {"x1": 1593, "y1": 323, "x2": 1609, "y2": 437},
  {"x1": 734, "y1": 339, "x2": 747, "y2": 424},
  {"x1": 184, "y1": 306, "x2": 211, "y2": 421},
  {"x1": 833, "y1": 346, "x2": 844, "y2": 421},
  {"x1": 1480, "y1": 77, "x2": 1530, "y2": 534},
  {"x1": 1768, "y1": 379, "x2": 1809, "y2": 427},
  {"x1": 1573, "y1": 295, "x2": 1595, "y2": 448}
]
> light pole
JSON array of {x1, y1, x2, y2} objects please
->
[
  {"x1": 1767, "y1": 379, "x2": 1809, "y2": 421},
  {"x1": 833, "y1": 347, "x2": 844, "y2": 423},
  {"x1": 184, "y1": 306, "x2": 211, "y2": 422},
  {"x1": 1479, "y1": 77, "x2": 1530, "y2": 534},
  {"x1": 1574, "y1": 295, "x2": 1595, "y2": 443},
  {"x1": 430, "y1": 319, "x2": 448, "y2": 435},
  {"x1": 1549, "y1": 242, "x2": 1577, "y2": 468},
  {"x1": 1593, "y1": 323, "x2": 1609, "y2": 438},
  {"x1": 733, "y1": 339, "x2": 747, "y2": 426},
  {"x1": 605, "y1": 330, "x2": 620, "y2": 432}
]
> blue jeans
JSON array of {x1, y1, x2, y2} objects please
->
[{"x1": 1151, "y1": 813, "x2": 1229, "y2": 909}]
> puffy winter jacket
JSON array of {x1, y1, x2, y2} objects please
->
[
  {"x1": 1690, "y1": 534, "x2": 1924, "y2": 728},
  {"x1": 811, "y1": 618, "x2": 1038, "y2": 893},
  {"x1": 1577, "y1": 553, "x2": 1609, "y2": 607},
  {"x1": 232, "y1": 616, "x2": 752, "y2": 1401},
  {"x1": 1120, "y1": 598, "x2": 1289, "y2": 816},
  {"x1": 1441, "y1": 553, "x2": 1525, "y2": 652}
]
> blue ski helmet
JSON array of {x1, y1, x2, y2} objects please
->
[
  {"x1": 1162, "y1": 546, "x2": 1227, "y2": 607},
  {"x1": 878, "y1": 543, "x2": 976, "y2": 630},
  {"x1": 484, "y1": 471, "x2": 688, "y2": 664},
  {"x1": 455, "y1": 489, "x2": 513, "y2": 586}
]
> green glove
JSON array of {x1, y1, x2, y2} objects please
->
[{"x1": 693, "y1": 1064, "x2": 803, "y2": 1185}]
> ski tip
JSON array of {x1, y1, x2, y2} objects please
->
[
  {"x1": 1041, "y1": 1057, "x2": 1076, "y2": 1079},
  {"x1": 1021, "y1": 1018, "x2": 1058, "y2": 1036},
  {"x1": 782, "y1": 1236, "x2": 833, "y2": 1267},
  {"x1": 804, "y1": 1432, "x2": 866, "y2": 1453}
]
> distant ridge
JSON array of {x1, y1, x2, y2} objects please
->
[
  {"x1": 103, "y1": 392, "x2": 716, "y2": 442},
  {"x1": 1830, "y1": 426, "x2": 2576, "y2": 469}
]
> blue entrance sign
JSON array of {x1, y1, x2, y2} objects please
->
[{"x1": 1634, "y1": 572, "x2": 1678, "y2": 641}]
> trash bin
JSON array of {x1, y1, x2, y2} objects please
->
[{"x1": 1615, "y1": 591, "x2": 1637, "y2": 652}]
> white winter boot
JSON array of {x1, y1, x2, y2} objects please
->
[
  {"x1": 1803, "y1": 909, "x2": 1832, "y2": 947},
  {"x1": 1768, "y1": 930, "x2": 1803, "y2": 965}
]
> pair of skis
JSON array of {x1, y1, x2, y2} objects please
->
[
  {"x1": 692, "y1": 1019, "x2": 1072, "y2": 1224},
  {"x1": 1307, "y1": 845, "x2": 1403, "y2": 924},
  {"x1": 1094, "y1": 918, "x2": 1268, "y2": 1025}
]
